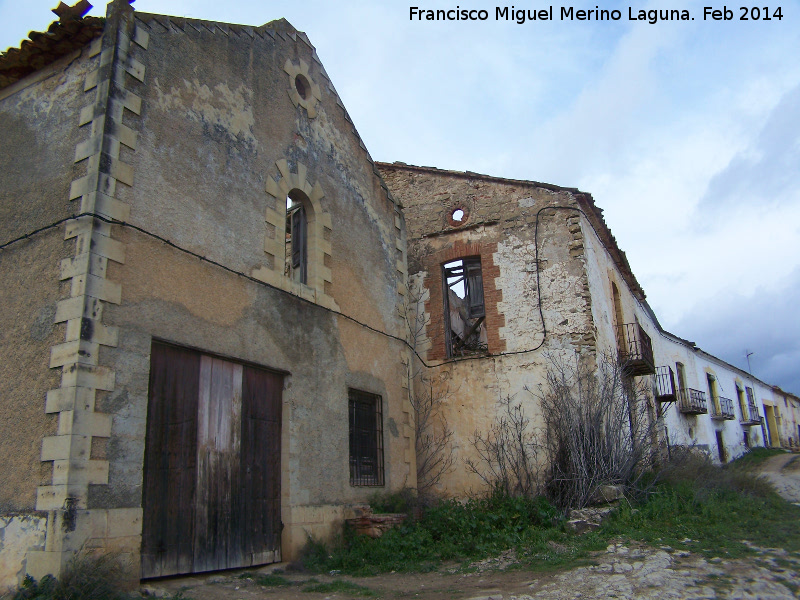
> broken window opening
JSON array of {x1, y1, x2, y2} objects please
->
[
  {"x1": 443, "y1": 257, "x2": 487, "y2": 358},
  {"x1": 285, "y1": 192, "x2": 308, "y2": 284},
  {"x1": 349, "y1": 389, "x2": 384, "y2": 486}
]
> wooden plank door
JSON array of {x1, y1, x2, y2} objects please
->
[
  {"x1": 141, "y1": 343, "x2": 201, "y2": 578},
  {"x1": 193, "y1": 356, "x2": 244, "y2": 572},
  {"x1": 142, "y1": 344, "x2": 282, "y2": 578},
  {"x1": 240, "y1": 365, "x2": 283, "y2": 565}
]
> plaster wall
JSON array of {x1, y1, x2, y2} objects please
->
[
  {"x1": 581, "y1": 214, "x2": 769, "y2": 463},
  {"x1": 771, "y1": 391, "x2": 800, "y2": 449},
  {"x1": 86, "y1": 13, "x2": 412, "y2": 565},
  {"x1": 0, "y1": 515, "x2": 47, "y2": 590},
  {"x1": 0, "y1": 43, "x2": 99, "y2": 589}
]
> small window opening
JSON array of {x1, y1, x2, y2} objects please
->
[
  {"x1": 349, "y1": 389, "x2": 384, "y2": 486},
  {"x1": 294, "y1": 74, "x2": 309, "y2": 100},
  {"x1": 707, "y1": 373, "x2": 719, "y2": 411},
  {"x1": 443, "y1": 257, "x2": 487, "y2": 358},
  {"x1": 285, "y1": 192, "x2": 307, "y2": 284},
  {"x1": 452, "y1": 209, "x2": 464, "y2": 222},
  {"x1": 715, "y1": 430, "x2": 727, "y2": 463}
]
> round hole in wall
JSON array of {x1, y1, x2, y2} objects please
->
[
  {"x1": 447, "y1": 206, "x2": 470, "y2": 227},
  {"x1": 295, "y1": 74, "x2": 310, "y2": 100}
]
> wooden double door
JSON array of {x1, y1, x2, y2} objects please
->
[{"x1": 141, "y1": 343, "x2": 282, "y2": 578}]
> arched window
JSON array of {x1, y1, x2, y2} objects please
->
[
  {"x1": 286, "y1": 191, "x2": 308, "y2": 284},
  {"x1": 262, "y1": 159, "x2": 336, "y2": 309}
]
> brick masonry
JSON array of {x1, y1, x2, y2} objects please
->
[{"x1": 421, "y1": 240, "x2": 506, "y2": 362}]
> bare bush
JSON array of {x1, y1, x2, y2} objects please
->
[
  {"x1": 465, "y1": 396, "x2": 545, "y2": 497},
  {"x1": 402, "y1": 276, "x2": 455, "y2": 496},
  {"x1": 533, "y1": 351, "x2": 658, "y2": 510},
  {"x1": 659, "y1": 445, "x2": 777, "y2": 500},
  {"x1": 411, "y1": 377, "x2": 456, "y2": 496}
]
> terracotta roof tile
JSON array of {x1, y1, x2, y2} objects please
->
[{"x1": 0, "y1": 10, "x2": 104, "y2": 90}]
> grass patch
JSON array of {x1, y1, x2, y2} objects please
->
[
  {"x1": 602, "y1": 450, "x2": 800, "y2": 558},
  {"x1": 301, "y1": 580, "x2": 375, "y2": 596},
  {"x1": 302, "y1": 450, "x2": 800, "y2": 576},
  {"x1": 783, "y1": 579, "x2": 800, "y2": 595},
  {"x1": 303, "y1": 494, "x2": 568, "y2": 575},
  {"x1": 239, "y1": 573, "x2": 294, "y2": 586},
  {"x1": 726, "y1": 447, "x2": 787, "y2": 470}
]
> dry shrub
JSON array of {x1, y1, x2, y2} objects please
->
[
  {"x1": 402, "y1": 275, "x2": 455, "y2": 497},
  {"x1": 535, "y1": 351, "x2": 659, "y2": 510},
  {"x1": 467, "y1": 351, "x2": 659, "y2": 511},
  {"x1": 465, "y1": 396, "x2": 545, "y2": 498},
  {"x1": 659, "y1": 445, "x2": 777, "y2": 500}
]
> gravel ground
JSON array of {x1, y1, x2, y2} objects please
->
[{"x1": 143, "y1": 453, "x2": 800, "y2": 600}]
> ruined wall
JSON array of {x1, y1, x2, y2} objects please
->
[
  {"x1": 0, "y1": 4, "x2": 413, "y2": 583},
  {"x1": 380, "y1": 164, "x2": 596, "y2": 495},
  {"x1": 83, "y1": 10, "x2": 412, "y2": 567},
  {"x1": 0, "y1": 43, "x2": 102, "y2": 588}
]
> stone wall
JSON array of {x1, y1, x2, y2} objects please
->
[
  {"x1": 0, "y1": 30, "x2": 102, "y2": 591},
  {"x1": 379, "y1": 164, "x2": 596, "y2": 495}
]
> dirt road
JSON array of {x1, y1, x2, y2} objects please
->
[
  {"x1": 143, "y1": 454, "x2": 800, "y2": 600},
  {"x1": 757, "y1": 453, "x2": 800, "y2": 504}
]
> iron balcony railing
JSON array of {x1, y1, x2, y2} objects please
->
[
  {"x1": 740, "y1": 403, "x2": 761, "y2": 426},
  {"x1": 710, "y1": 396, "x2": 736, "y2": 420},
  {"x1": 655, "y1": 366, "x2": 677, "y2": 402},
  {"x1": 617, "y1": 323, "x2": 655, "y2": 376},
  {"x1": 678, "y1": 388, "x2": 708, "y2": 414}
]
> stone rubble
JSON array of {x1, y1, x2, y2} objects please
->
[{"x1": 503, "y1": 543, "x2": 800, "y2": 600}]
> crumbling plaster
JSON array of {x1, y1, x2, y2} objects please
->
[
  {"x1": 1, "y1": 5, "x2": 413, "y2": 585},
  {"x1": 379, "y1": 164, "x2": 600, "y2": 495}
]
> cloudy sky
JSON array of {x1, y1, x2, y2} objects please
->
[{"x1": 2, "y1": 0, "x2": 799, "y2": 394}]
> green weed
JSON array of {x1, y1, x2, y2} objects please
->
[
  {"x1": 3, "y1": 554, "x2": 134, "y2": 600},
  {"x1": 302, "y1": 451, "x2": 800, "y2": 576}
]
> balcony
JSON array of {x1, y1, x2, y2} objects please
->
[
  {"x1": 655, "y1": 366, "x2": 677, "y2": 402},
  {"x1": 678, "y1": 388, "x2": 708, "y2": 415},
  {"x1": 710, "y1": 396, "x2": 736, "y2": 420},
  {"x1": 617, "y1": 323, "x2": 655, "y2": 376},
  {"x1": 740, "y1": 404, "x2": 761, "y2": 426}
]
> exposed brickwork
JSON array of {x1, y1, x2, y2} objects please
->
[{"x1": 422, "y1": 239, "x2": 506, "y2": 362}]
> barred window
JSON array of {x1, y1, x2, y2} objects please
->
[{"x1": 348, "y1": 389, "x2": 384, "y2": 486}]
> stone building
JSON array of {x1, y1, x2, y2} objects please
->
[
  {"x1": 379, "y1": 162, "x2": 795, "y2": 495},
  {"x1": 0, "y1": 0, "x2": 413, "y2": 587},
  {"x1": 1, "y1": 0, "x2": 796, "y2": 591}
]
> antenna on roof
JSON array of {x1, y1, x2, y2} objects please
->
[{"x1": 745, "y1": 349, "x2": 754, "y2": 374}]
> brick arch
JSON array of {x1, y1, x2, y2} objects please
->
[{"x1": 422, "y1": 240, "x2": 505, "y2": 362}]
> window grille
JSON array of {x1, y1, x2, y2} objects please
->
[{"x1": 348, "y1": 389, "x2": 384, "y2": 486}]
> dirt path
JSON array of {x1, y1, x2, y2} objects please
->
[
  {"x1": 142, "y1": 454, "x2": 800, "y2": 600},
  {"x1": 143, "y1": 541, "x2": 800, "y2": 600},
  {"x1": 757, "y1": 453, "x2": 800, "y2": 504}
]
